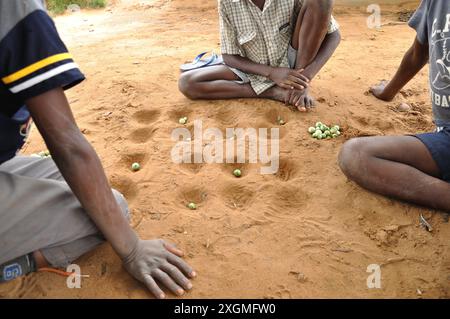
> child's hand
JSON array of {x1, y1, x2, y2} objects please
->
[
  {"x1": 370, "y1": 81, "x2": 395, "y2": 101},
  {"x1": 123, "y1": 239, "x2": 196, "y2": 299},
  {"x1": 269, "y1": 67, "x2": 310, "y2": 91}
]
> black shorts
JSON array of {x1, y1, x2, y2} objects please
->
[{"x1": 415, "y1": 127, "x2": 450, "y2": 182}]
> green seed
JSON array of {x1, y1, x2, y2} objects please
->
[
  {"x1": 315, "y1": 129, "x2": 323, "y2": 135},
  {"x1": 233, "y1": 169, "x2": 242, "y2": 177},
  {"x1": 315, "y1": 122, "x2": 323, "y2": 127},
  {"x1": 324, "y1": 130, "x2": 331, "y2": 136},
  {"x1": 279, "y1": 119, "x2": 285, "y2": 125},
  {"x1": 336, "y1": 130, "x2": 341, "y2": 136},
  {"x1": 131, "y1": 163, "x2": 141, "y2": 171},
  {"x1": 332, "y1": 134, "x2": 338, "y2": 138},
  {"x1": 179, "y1": 117, "x2": 187, "y2": 125},
  {"x1": 308, "y1": 127, "x2": 316, "y2": 134},
  {"x1": 330, "y1": 127, "x2": 337, "y2": 134},
  {"x1": 333, "y1": 125, "x2": 340, "y2": 131},
  {"x1": 188, "y1": 202, "x2": 197, "y2": 210}
]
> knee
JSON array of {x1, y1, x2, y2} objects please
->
[
  {"x1": 112, "y1": 189, "x2": 130, "y2": 221},
  {"x1": 338, "y1": 138, "x2": 368, "y2": 180},
  {"x1": 178, "y1": 72, "x2": 200, "y2": 100}
]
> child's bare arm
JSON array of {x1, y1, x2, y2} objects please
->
[
  {"x1": 371, "y1": 37, "x2": 429, "y2": 101},
  {"x1": 223, "y1": 54, "x2": 310, "y2": 90},
  {"x1": 300, "y1": 30, "x2": 341, "y2": 81}
]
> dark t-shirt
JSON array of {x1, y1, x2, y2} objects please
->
[
  {"x1": 409, "y1": 0, "x2": 450, "y2": 126},
  {"x1": 0, "y1": 0, "x2": 85, "y2": 165}
]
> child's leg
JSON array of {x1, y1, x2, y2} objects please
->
[
  {"x1": 338, "y1": 135, "x2": 450, "y2": 211},
  {"x1": 0, "y1": 156, "x2": 129, "y2": 280},
  {"x1": 178, "y1": 65, "x2": 289, "y2": 102},
  {"x1": 291, "y1": 0, "x2": 333, "y2": 69}
]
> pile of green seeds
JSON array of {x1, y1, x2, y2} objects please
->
[{"x1": 308, "y1": 122, "x2": 341, "y2": 140}]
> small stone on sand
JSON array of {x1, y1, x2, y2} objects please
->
[{"x1": 398, "y1": 103, "x2": 411, "y2": 112}]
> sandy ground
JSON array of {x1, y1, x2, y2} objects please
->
[{"x1": 1, "y1": 0, "x2": 449, "y2": 298}]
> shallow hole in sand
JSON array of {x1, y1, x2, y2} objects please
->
[
  {"x1": 275, "y1": 158, "x2": 299, "y2": 181},
  {"x1": 213, "y1": 105, "x2": 239, "y2": 126},
  {"x1": 220, "y1": 160, "x2": 250, "y2": 178},
  {"x1": 132, "y1": 109, "x2": 161, "y2": 124},
  {"x1": 178, "y1": 152, "x2": 205, "y2": 174},
  {"x1": 178, "y1": 185, "x2": 208, "y2": 209},
  {"x1": 110, "y1": 175, "x2": 139, "y2": 201},
  {"x1": 266, "y1": 185, "x2": 309, "y2": 214},
  {"x1": 119, "y1": 151, "x2": 149, "y2": 169},
  {"x1": 264, "y1": 108, "x2": 292, "y2": 126},
  {"x1": 168, "y1": 107, "x2": 194, "y2": 123},
  {"x1": 220, "y1": 182, "x2": 256, "y2": 210},
  {"x1": 128, "y1": 126, "x2": 157, "y2": 143}
]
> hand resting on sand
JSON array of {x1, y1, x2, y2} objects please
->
[
  {"x1": 123, "y1": 239, "x2": 196, "y2": 299},
  {"x1": 370, "y1": 80, "x2": 396, "y2": 101}
]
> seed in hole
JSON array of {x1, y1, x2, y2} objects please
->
[{"x1": 131, "y1": 163, "x2": 141, "y2": 171}]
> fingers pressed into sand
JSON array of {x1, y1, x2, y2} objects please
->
[
  {"x1": 161, "y1": 263, "x2": 193, "y2": 290},
  {"x1": 144, "y1": 275, "x2": 165, "y2": 299},
  {"x1": 168, "y1": 254, "x2": 196, "y2": 278},
  {"x1": 163, "y1": 241, "x2": 184, "y2": 257},
  {"x1": 154, "y1": 269, "x2": 185, "y2": 296}
]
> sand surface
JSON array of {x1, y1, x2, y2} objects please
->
[{"x1": 1, "y1": 0, "x2": 449, "y2": 298}]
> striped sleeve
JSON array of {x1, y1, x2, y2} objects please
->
[{"x1": 0, "y1": 9, "x2": 84, "y2": 103}]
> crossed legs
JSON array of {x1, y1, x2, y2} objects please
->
[
  {"x1": 338, "y1": 136, "x2": 450, "y2": 211},
  {"x1": 178, "y1": 0, "x2": 334, "y2": 103}
]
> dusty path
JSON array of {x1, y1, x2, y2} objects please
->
[{"x1": 1, "y1": 0, "x2": 448, "y2": 298}]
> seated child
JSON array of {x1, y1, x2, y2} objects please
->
[
  {"x1": 339, "y1": 0, "x2": 450, "y2": 212},
  {"x1": 179, "y1": 0, "x2": 341, "y2": 112}
]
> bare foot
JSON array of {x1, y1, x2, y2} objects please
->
[
  {"x1": 261, "y1": 86, "x2": 290, "y2": 104},
  {"x1": 297, "y1": 91, "x2": 315, "y2": 112}
]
